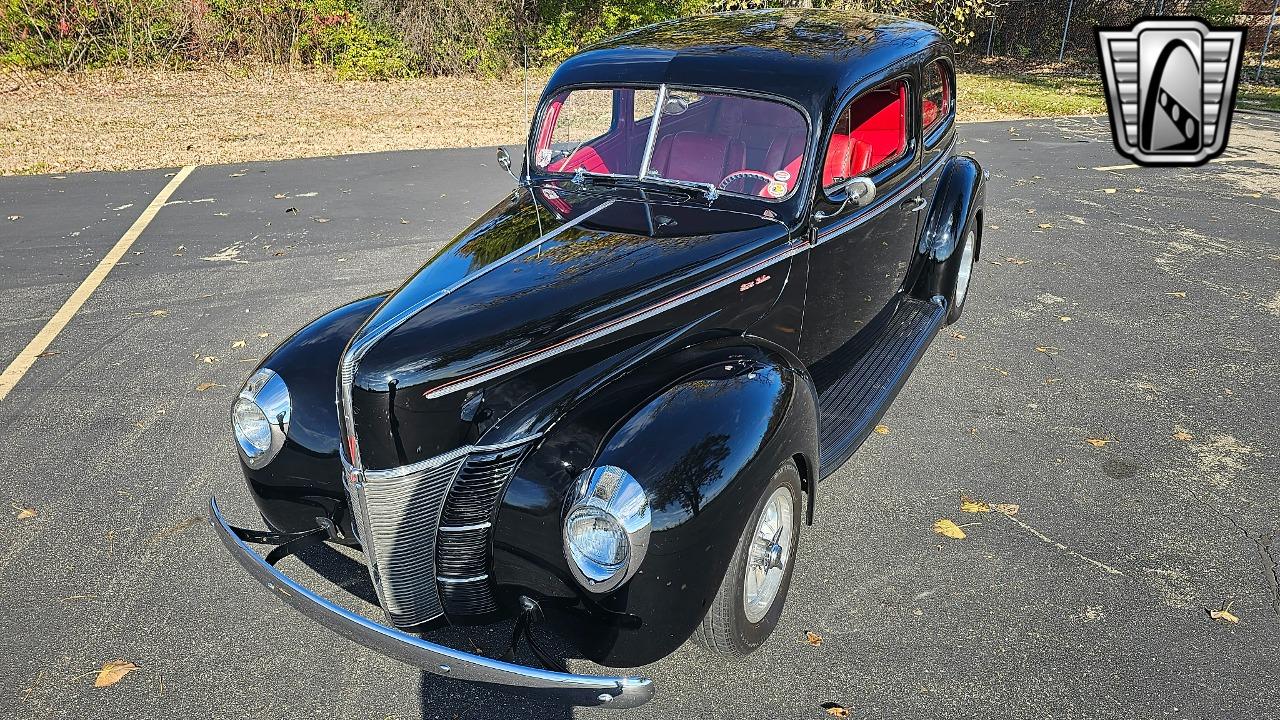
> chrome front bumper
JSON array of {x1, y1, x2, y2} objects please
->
[{"x1": 209, "y1": 497, "x2": 654, "y2": 709}]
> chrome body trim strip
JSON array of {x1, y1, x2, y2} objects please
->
[
  {"x1": 359, "y1": 435, "x2": 541, "y2": 481},
  {"x1": 423, "y1": 240, "x2": 808, "y2": 399},
  {"x1": 439, "y1": 522, "x2": 493, "y2": 532},
  {"x1": 437, "y1": 574, "x2": 489, "y2": 584},
  {"x1": 210, "y1": 498, "x2": 654, "y2": 708}
]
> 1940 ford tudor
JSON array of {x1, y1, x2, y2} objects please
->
[{"x1": 211, "y1": 9, "x2": 985, "y2": 709}]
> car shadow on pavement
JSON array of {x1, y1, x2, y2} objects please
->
[{"x1": 294, "y1": 543, "x2": 576, "y2": 718}]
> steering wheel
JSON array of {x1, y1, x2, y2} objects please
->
[{"x1": 718, "y1": 170, "x2": 777, "y2": 194}]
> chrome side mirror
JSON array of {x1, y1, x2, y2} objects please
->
[
  {"x1": 815, "y1": 176, "x2": 876, "y2": 221},
  {"x1": 496, "y1": 147, "x2": 518, "y2": 182}
]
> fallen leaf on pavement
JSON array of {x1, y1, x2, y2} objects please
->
[
  {"x1": 14, "y1": 505, "x2": 37, "y2": 520},
  {"x1": 873, "y1": 424, "x2": 890, "y2": 435},
  {"x1": 93, "y1": 659, "x2": 139, "y2": 688},
  {"x1": 1005, "y1": 257, "x2": 1029, "y2": 265},
  {"x1": 149, "y1": 309, "x2": 168, "y2": 317},
  {"x1": 805, "y1": 631, "x2": 822, "y2": 646},
  {"x1": 1085, "y1": 437, "x2": 1113, "y2": 447},
  {"x1": 7, "y1": 215, "x2": 21, "y2": 221},
  {"x1": 195, "y1": 382, "x2": 219, "y2": 392},
  {"x1": 950, "y1": 331, "x2": 966, "y2": 340},
  {"x1": 231, "y1": 340, "x2": 246, "y2": 349},
  {"x1": 1045, "y1": 377, "x2": 1061, "y2": 384},
  {"x1": 991, "y1": 503, "x2": 1020, "y2": 516},
  {"x1": 821, "y1": 703, "x2": 850, "y2": 718},
  {"x1": 202, "y1": 356, "x2": 218, "y2": 364},
  {"x1": 960, "y1": 496, "x2": 991, "y2": 513},
  {"x1": 933, "y1": 519, "x2": 966, "y2": 539},
  {"x1": 257, "y1": 332, "x2": 270, "y2": 338},
  {"x1": 991, "y1": 367, "x2": 1009, "y2": 376},
  {"x1": 314, "y1": 217, "x2": 330, "y2": 223},
  {"x1": 1035, "y1": 346, "x2": 1058, "y2": 353},
  {"x1": 285, "y1": 207, "x2": 298, "y2": 215},
  {"x1": 1173, "y1": 430, "x2": 1193, "y2": 441},
  {"x1": 1037, "y1": 223, "x2": 1053, "y2": 229},
  {"x1": 1167, "y1": 291, "x2": 1187, "y2": 298},
  {"x1": 1102, "y1": 188, "x2": 1117, "y2": 194},
  {"x1": 1209, "y1": 601, "x2": 1239, "y2": 624},
  {"x1": 273, "y1": 193, "x2": 287, "y2": 199}
]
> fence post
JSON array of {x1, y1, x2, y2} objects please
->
[
  {"x1": 1059, "y1": 0, "x2": 1075, "y2": 62},
  {"x1": 1260, "y1": 0, "x2": 1280, "y2": 82},
  {"x1": 987, "y1": 13, "x2": 996, "y2": 56}
]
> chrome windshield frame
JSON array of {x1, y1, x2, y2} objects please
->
[{"x1": 528, "y1": 82, "x2": 812, "y2": 204}]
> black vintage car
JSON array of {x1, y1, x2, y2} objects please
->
[{"x1": 211, "y1": 8, "x2": 985, "y2": 709}]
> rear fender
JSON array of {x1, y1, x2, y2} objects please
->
[{"x1": 911, "y1": 156, "x2": 985, "y2": 301}]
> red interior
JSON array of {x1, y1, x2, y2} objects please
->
[
  {"x1": 823, "y1": 80, "x2": 907, "y2": 185},
  {"x1": 537, "y1": 91, "x2": 808, "y2": 196},
  {"x1": 922, "y1": 61, "x2": 951, "y2": 131}
]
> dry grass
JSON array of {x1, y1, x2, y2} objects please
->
[
  {"x1": 1, "y1": 65, "x2": 553, "y2": 175},
  {"x1": 1, "y1": 64, "x2": 1116, "y2": 175}
]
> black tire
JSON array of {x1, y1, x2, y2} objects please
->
[
  {"x1": 693, "y1": 461, "x2": 802, "y2": 658},
  {"x1": 943, "y1": 216, "x2": 979, "y2": 325}
]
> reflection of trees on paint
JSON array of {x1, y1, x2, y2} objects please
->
[
  {"x1": 602, "y1": 9, "x2": 922, "y2": 61},
  {"x1": 452, "y1": 193, "x2": 571, "y2": 268},
  {"x1": 651, "y1": 433, "x2": 731, "y2": 518}
]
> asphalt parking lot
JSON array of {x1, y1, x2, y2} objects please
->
[{"x1": 2, "y1": 113, "x2": 1278, "y2": 720}]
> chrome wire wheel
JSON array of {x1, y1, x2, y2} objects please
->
[
  {"x1": 742, "y1": 486, "x2": 795, "y2": 624},
  {"x1": 955, "y1": 229, "x2": 976, "y2": 308}
]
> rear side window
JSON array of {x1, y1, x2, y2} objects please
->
[
  {"x1": 822, "y1": 79, "x2": 909, "y2": 189},
  {"x1": 922, "y1": 60, "x2": 952, "y2": 134}
]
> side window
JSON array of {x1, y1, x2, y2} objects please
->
[
  {"x1": 822, "y1": 79, "x2": 909, "y2": 191},
  {"x1": 922, "y1": 60, "x2": 952, "y2": 135}
]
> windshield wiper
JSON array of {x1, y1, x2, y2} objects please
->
[
  {"x1": 560, "y1": 168, "x2": 719, "y2": 202},
  {"x1": 639, "y1": 174, "x2": 719, "y2": 202}
]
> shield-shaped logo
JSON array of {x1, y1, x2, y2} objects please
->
[{"x1": 1096, "y1": 18, "x2": 1246, "y2": 166}]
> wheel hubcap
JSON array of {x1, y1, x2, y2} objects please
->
[
  {"x1": 955, "y1": 230, "x2": 976, "y2": 307},
  {"x1": 743, "y1": 486, "x2": 794, "y2": 624}
]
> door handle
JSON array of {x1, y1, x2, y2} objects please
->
[{"x1": 901, "y1": 196, "x2": 928, "y2": 213}]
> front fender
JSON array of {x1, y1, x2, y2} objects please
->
[
  {"x1": 491, "y1": 338, "x2": 818, "y2": 666},
  {"x1": 912, "y1": 155, "x2": 986, "y2": 300},
  {"x1": 240, "y1": 294, "x2": 386, "y2": 534}
]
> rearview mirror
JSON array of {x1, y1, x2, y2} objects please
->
[
  {"x1": 496, "y1": 147, "x2": 513, "y2": 174},
  {"x1": 815, "y1": 176, "x2": 876, "y2": 220}
]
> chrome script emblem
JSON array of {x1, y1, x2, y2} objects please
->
[{"x1": 1096, "y1": 18, "x2": 1246, "y2": 166}]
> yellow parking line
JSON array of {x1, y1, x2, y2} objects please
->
[{"x1": 0, "y1": 165, "x2": 197, "y2": 402}]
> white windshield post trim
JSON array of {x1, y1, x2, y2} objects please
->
[{"x1": 636, "y1": 84, "x2": 667, "y2": 180}]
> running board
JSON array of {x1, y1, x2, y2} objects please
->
[{"x1": 813, "y1": 296, "x2": 947, "y2": 479}]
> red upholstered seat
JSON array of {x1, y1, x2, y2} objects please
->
[
  {"x1": 649, "y1": 131, "x2": 746, "y2": 183},
  {"x1": 849, "y1": 139, "x2": 873, "y2": 176},
  {"x1": 548, "y1": 146, "x2": 611, "y2": 174}
]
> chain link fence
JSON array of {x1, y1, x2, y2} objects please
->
[{"x1": 969, "y1": 0, "x2": 1279, "y2": 82}]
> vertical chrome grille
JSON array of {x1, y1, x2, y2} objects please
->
[
  {"x1": 347, "y1": 440, "x2": 533, "y2": 626},
  {"x1": 435, "y1": 445, "x2": 527, "y2": 615},
  {"x1": 358, "y1": 453, "x2": 467, "y2": 627}
]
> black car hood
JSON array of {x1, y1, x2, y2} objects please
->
[{"x1": 347, "y1": 188, "x2": 792, "y2": 469}]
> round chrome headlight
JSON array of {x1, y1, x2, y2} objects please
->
[
  {"x1": 231, "y1": 368, "x2": 290, "y2": 469},
  {"x1": 563, "y1": 465, "x2": 651, "y2": 593}
]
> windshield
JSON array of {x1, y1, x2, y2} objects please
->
[{"x1": 532, "y1": 85, "x2": 808, "y2": 201}]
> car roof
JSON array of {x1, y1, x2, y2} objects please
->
[{"x1": 546, "y1": 9, "x2": 946, "y2": 117}]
